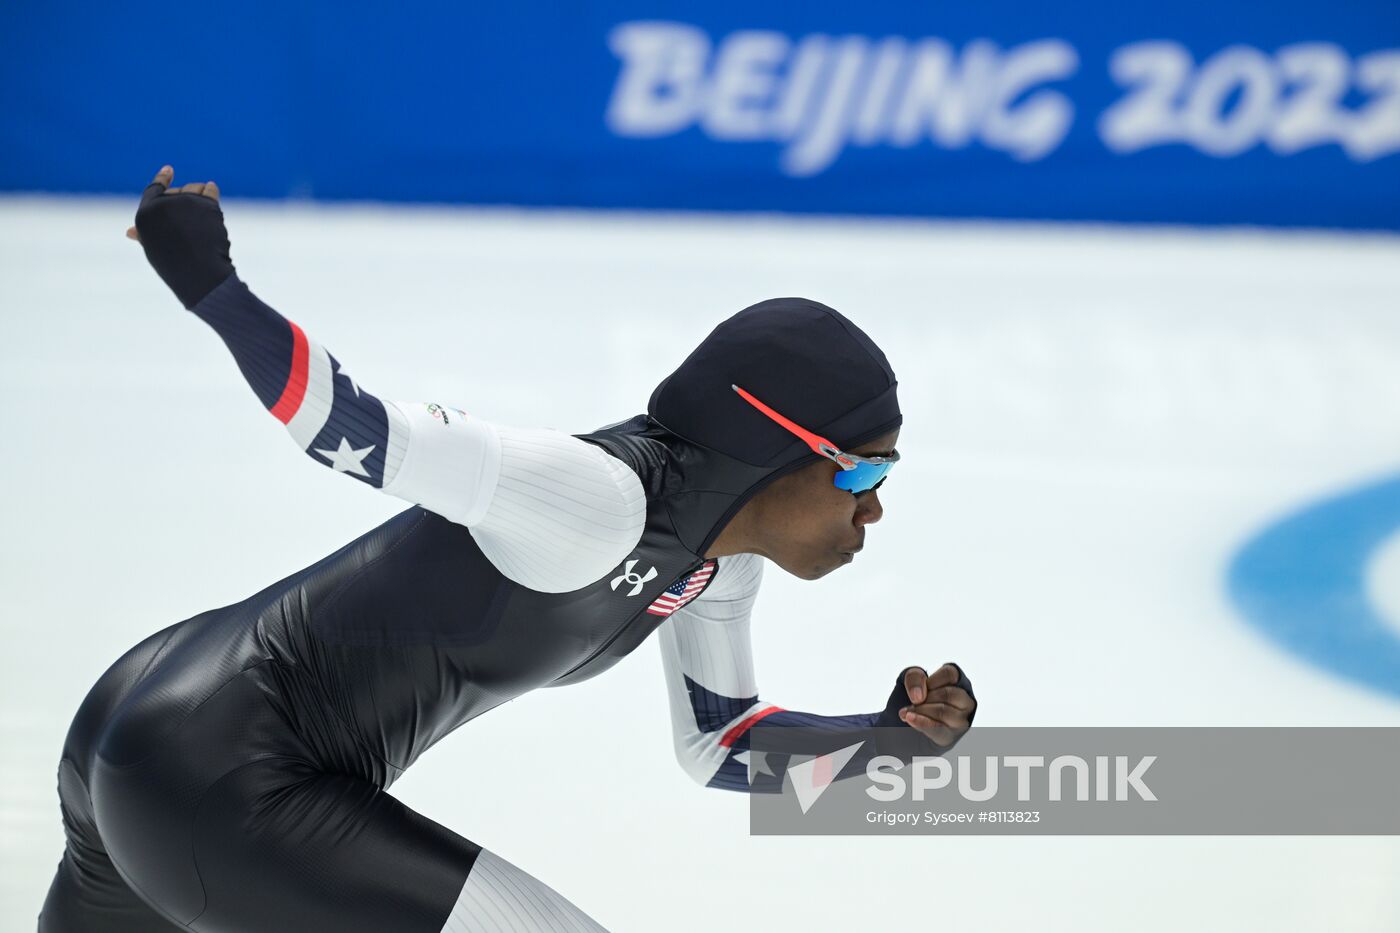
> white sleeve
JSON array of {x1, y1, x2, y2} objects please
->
[
  {"x1": 658, "y1": 552, "x2": 776, "y2": 786},
  {"x1": 660, "y1": 554, "x2": 889, "y2": 792},
  {"x1": 382, "y1": 400, "x2": 645, "y2": 594}
]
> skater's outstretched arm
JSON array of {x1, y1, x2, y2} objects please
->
[
  {"x1": 658, "y1": 553, "x2": 978, "y2": 792},
  {"x1": 129, "y1": 167, "x2": 644, "y2": 592}
]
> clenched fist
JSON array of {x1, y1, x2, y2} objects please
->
[
  {"x1": 127, "y1": 165, "x2": 236, "y2": 309},
  {"x1": 893, "y1": 663, "x2": 976, "y2": 747},
  {"x1": 874, "y1": 662, "x2": 977, "y2": 757}
]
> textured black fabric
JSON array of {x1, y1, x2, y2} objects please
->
[
  {"x1": 39, "y1": 610, "x2": 481, "y2": 933},
  {"x1": 134, "y1": 183, "x2": 236, "y2": 309},
  {"x1": 648, "y1": 297, "x2": 902, "y2": 467},
  {"x1": 39, "y1": 764, "x2": 188, "y2": 932}
]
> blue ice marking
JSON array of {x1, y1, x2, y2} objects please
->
[{"x1": 1227, "y1": 473, "x2": 1400, "y2": 702}]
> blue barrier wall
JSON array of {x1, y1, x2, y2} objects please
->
[{"x1": 2, "y1": 1, "x2": 1397, "y2": 227}]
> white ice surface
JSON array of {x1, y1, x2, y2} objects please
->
[{"x1": 2, "y1": 196, "x2": 1399, "y2": 931}]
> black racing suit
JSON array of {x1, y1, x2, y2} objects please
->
[{"x1": 40, "y1": 417, "x2": 783, "y2": 931}]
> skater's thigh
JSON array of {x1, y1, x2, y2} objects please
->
[
  {"x1": 38, "y1": 759, "x2": 186, "y2": 933},
  {"x1": 39, "y1": 840, "x2": 187, "y2": 933},
  {"x1": 190, "y1": 760, "x2": 481, "y2": 933}
]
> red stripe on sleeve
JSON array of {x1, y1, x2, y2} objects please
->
[
  {"x1": 718, "y1": 705, "x2": 785, "y2": 748},
  {"x1": 269, "y1": 321, "x2": 310, "y2": 424}
]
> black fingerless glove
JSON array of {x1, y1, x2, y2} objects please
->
[
  {"x1": 873, "y1": 664, "x2": 977, "y2": 759},
  {"x1": 134, "y1": 183, "x2": 237, "y2": 309}
]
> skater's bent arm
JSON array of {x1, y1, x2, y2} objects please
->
[
  {"x1": 659, "y1": 554, "x2": 891, "y2": 793},
  {"x1": 187, "y1": 278, "x2": 644, "y2": 591},
  {"x1": 661, "y1": 554, "x2": 979, "y2": 792},
  {"x1": 132, "y1": 168, "x2": 644, "y2": 593}
]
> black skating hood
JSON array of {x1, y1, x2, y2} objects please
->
[{"x1": 584, "y1": 297, "x2": 901, "y2": 558}]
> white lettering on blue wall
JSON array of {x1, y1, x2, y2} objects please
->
[
  {"x1": 607, "y1": 24, "x2": 1400, "y2": 171},
  {"x1": 606, "y1": 22, "x2": 1078, "y2": 176},
  {"x1": 1100, "y1": 41, "x2": 1400, "y2": 161}
]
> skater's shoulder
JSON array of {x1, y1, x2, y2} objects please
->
[
  {"x1": 696, "y1": 552, "x2": 763, "y2": 604},
  {"x1": 574, "y1": 414, "x2": 673, "y2": 487}
]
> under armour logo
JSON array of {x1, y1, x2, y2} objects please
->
[{"x1": 610, "y1": 559, "x2": 658, "y2": 597}]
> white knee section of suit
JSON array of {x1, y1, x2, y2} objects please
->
[{"x1": 440, "y1": 849, "x2": 608, "y2": 933}]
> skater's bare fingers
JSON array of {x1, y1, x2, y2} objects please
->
[
  {"x1": 926, "y1": 663, "x2": 962, "y2": 691},
  {"x1": 204, "y1": 180, "x2": 220, "y2": 201},
  {"x1": 925, "y1": 685, "x2": 976, "y2": 713},
  {"x1": 178, "y1": 182, "x2": 207, "y2": 196},
  {"x1": 902, "y1": 666, "x2": 928, "y2": 705},
  {"x1": 141, "y1": 164, "x2": 174, "y2": 205},
  {"x1": 902, "y1": 703, "x2": 969, "y2": 730},
  {"x1": 900, "y1": 711, "x2": 960, "y2": 747},
  {"x1": 125, "y1": 225, "x2": 140, "y2": 241}
]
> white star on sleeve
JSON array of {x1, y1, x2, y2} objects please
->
[
  {"x1": 315, "y1": 437, "x2": 375, "y2": 477},
  {"x1": 733, "y1": 749, "x2": 778, "y2": 783}
]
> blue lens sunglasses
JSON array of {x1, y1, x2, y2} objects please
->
[{"x1": 732, "y1": 385, "x2": 899, "y2": 494}]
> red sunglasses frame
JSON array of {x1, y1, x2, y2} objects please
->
[{"x1": 731, "y1": 384, "x2": 900, "y2": 484}]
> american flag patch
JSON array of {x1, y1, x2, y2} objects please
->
[{"x1": 646, "y1": 560, "x2": 718, "y2": 617}]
